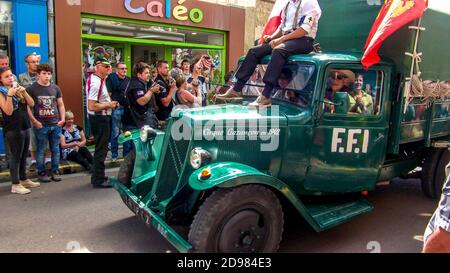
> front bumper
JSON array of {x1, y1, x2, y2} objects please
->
[{"x1": 110, "y1": 177, "x2": 193, "y2": 253}]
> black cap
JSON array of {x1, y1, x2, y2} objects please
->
[{"x1": 94, "y1": 56, "x2": 111, "y2": 66}]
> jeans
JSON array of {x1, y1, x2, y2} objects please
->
[
  {"x1": 5, "y1": 129, "x2": 30, "y2": 184},
  {"x1": 110, "y1": 106, "x2": 132, "y2": 158},
  {"x1": 234, "y1": 37, "x2": 314, "y2": 98},
  {"x1": 34, "y1": 125, "x2": 62, "y2": 174},
  {"x1": 89, "y1": 115, "x2": 111, "y2": 185}
]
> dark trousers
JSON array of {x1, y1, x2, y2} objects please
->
[
  {"x1": 234, "y1": 37, "x2": 314, "y2": 98},
  {"x1": 5, "y1": 129, "x2": 30, "y2": 185},
  {"x1": 67, "y1": 146, "x2": 93, "y2": 170},
  {"x1": 89, "y1": 115, "x2": 111, "y2": 185}
]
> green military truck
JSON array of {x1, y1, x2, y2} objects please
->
[{"x1": 110, "y1": 1, "x2": 450, "y2": 252}]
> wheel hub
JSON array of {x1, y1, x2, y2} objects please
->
[{"x1": 218, "y1": 209, "x2": 267, "y2": 253}]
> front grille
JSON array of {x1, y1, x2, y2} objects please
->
[
  {"x1": 167, "y1": 136, "x2": 190, "y2": 177},
  {"x1": 151, "y1": 122, "x2": 191, "y2": 204}
]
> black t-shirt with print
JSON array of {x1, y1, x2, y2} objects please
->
[{"x1": 27, "y1": 82, "x2": 63, "y2": 126}]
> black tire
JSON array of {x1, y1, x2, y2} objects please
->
[
  {"x1": 434, "y1": 149, "x2": 450, "y2": 198},
  {"x1": 188, "y1": 185, "x2": 284, "y2": 253},
  {"x1": 117, "y1": 148, "x2": 136, "y2": 188},
  {"x1": 421, "y1": 148, "x2": 445, "y2": 199}
]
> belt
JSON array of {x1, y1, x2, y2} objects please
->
[
  {"x1": 89, "y1": 114, "x2": 111, "y2": 118},
  {"x1": 281, "y1": 33, "x2": 314, "y2": 42},
  {"x1": 282, "y1": 30, "x2": 313, "y2": 37}
]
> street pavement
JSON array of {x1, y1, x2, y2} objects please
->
[{"x1": 0, "y1": 170, "x2": 438, "y2": 253}]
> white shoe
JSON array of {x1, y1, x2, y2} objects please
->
[
  {"x1": 248, "y1": 95, "x2": 272, "y2": 108},
  {"x1": 20, "y1": 179, "x2": 41, "y2": 188},
  {"x1": 11, "y1": 184, "x2": 31, "y2": 195}
]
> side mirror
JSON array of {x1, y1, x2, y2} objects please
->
[{"x1": 333, "y1": 92, "x2": 350, "y2": 114}]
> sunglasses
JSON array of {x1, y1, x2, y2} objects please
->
[
  {"x1": 332, "y1": 74, "x2": 346, "y2": 80},
  {"x1": 100, "y1": 65, "x2": 111, "y2": 69},
  {"x1": 118, "y1": 67, "x2": 127, "y2": 70}
]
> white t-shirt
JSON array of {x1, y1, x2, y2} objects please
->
[
  {"x1": 280, "y1": 0, "x2": 322, "y2": 39},
  {"x1": 86, "y1": 74, "x2": 112, "y2": 116}
]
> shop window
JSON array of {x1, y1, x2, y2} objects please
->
[
  {"x1": 173, "y1": 48, "x2": 223, "y2": 85},
  {"x1": 0, "y1": 1, "x2": 13, "y2": 56},
  {"x1": 82, "y1": 41, "x2": 124, "y2": 76},
  {"x1": 323, "y1": 68, "x2": 384, "y2": 116},
  {"x1": 82, "y1": 18, "x2": 224, "y2": 46},
  {"x1": 133, "y1": 45, "x2": 164, "y2": 67}
]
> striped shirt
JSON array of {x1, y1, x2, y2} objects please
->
[
  {"x1": 424, "y1": 162, "x2": 450, "y2": 243},
  {"x1": 280, "y1": 0, "x2": 322, "y2": 39}
]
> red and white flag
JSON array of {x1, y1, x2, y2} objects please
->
[
  {"x1": 259, "y1": 0, "x2": 290, "y2": 44},
  {"x1": 361, "y1": 0, "x2": 428, "y2": 70}
]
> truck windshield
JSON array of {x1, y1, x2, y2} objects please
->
[{"x1": 233, "y1": 62, "x2": 317, "y2": 108}]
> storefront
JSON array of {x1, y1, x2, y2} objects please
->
[
  {"x1": 54, "y1": 0, "x2": 245, "y2": 126},
  {"x1": 0, "y1": 0, "x2": 49, "y2": 75}
]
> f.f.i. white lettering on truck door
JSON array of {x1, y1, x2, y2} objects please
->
[{"x1": 331, "y1": 128, "x2": 370, "y2": 154}]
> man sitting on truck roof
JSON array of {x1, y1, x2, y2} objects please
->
[{"x1": 217, "y1": 0, "x2": 322, "y2": 108}]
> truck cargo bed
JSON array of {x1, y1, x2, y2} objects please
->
[{"x1": 400, "y1": 98, "x2": 450, "y2": 144}]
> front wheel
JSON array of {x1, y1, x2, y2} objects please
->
[{"x1": 188, "y1": 185, "x2": 284, "y2": 253}]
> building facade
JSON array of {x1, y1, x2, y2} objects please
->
[
  {"x1": 202, "y1": 0, "x2": 275, "y2": 52},
  {"x1": 243, "y1": 0, "x2": 274, "y2": 52},
  {"x1": 54, "y1": 0, "x2": 245, "y2": 126}
]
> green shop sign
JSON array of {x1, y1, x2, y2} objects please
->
[{"x1": 124, "y1": 0, "x2": 204, "y2": 23}]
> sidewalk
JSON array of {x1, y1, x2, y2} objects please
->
[{"x1": 0, "y1": 146, "x2": 124, "y2": 184}]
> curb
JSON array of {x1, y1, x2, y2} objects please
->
[{"x1": 0, "y1": 158, "x2": 124, "y2": 184}]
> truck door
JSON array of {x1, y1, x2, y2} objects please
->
[{"x1": 306, "y1": 65, "x2": 391, "y2": 193}]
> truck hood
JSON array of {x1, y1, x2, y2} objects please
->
[{"x1": 172, "y1": 104, "x2": 294, "y2": 126}]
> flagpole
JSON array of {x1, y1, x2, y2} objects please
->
[{"x1": 403, "y1": 17, "x2": 426, "y2": 113}]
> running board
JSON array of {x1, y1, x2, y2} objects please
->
[{"x1": 305, "y1": 198, "x2": 373, "y2": 231}]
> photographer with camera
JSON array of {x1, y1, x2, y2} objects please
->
[
  {"x1": 122, "y1": 62, "x2": 160, "y2": 131},
  {"x1": 188, "y1": 55, "x2": 209, "y2": 107},
  {"x1": 86, "y1": 57, "x2": 119, "y2": 188},
  {"x1": 154, "y1": 60, "x2": 176, "y2": 122}
]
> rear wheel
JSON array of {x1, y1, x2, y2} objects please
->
[
  {"x1": 117, "y1": 148, "x2": 136, "y2": 189},
  {"x1": 421, "y1": 148, "x2": 448, "y2": 199},
  {"x1": 188, "y1": 185, "x2": 284, "y2": 253}
]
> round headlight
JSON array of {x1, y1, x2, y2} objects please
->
[
  {"x1": 190, "y1": 148, "x2": 211, "y2": 169},
  {"x1": 140, "y1": 125, "x2": 151, "y2": 142}
]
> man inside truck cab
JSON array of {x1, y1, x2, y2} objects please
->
[
  {"x1": 217, "y1": 0, "x2": 321, "y2": 107},
  {"x1": 324, "y1": 69, "x2": 354, "y2": 113},
  {"x1": 273, "y1": 68, "x2": 308, "y2": 107},
  {"x1": 348, "y1": 74, "x2": 374, "y2": 115}
]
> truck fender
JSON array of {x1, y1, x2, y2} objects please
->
[
  {"x1": 188, "y1": 162, "x2": 322, "y2": 232},
  {"x1": 118, "y1": 129, "x2": 140, "y2": 144}
]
